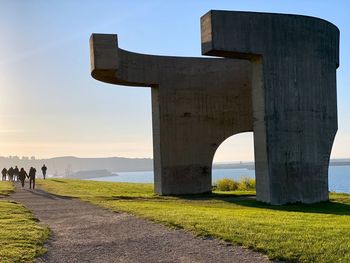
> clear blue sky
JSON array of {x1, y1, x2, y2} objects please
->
[{"x1": 0, "y1": 0, "x2": 349, "y2": 162}]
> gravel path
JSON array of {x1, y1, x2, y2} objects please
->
[{"x1": 10, "y1": 185, "x2": 271, "y2": 263}]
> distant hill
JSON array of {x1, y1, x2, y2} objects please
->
[
  {"x1": 0, "y1": 156, "x2": 349, "y2": 178},
  {"x1": 0, "y1": 156, "x2": 153, "y2": 177}
]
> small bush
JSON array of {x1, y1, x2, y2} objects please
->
[
  {"x1": 215, "y1": 177, "x2": 255, "y2": 191},
  {"x1": 237, "y1": 176, "x2": 255, "y2": 191},
  {"x1": 216, "y1": 178, "x2": 238, "y2": 191}
]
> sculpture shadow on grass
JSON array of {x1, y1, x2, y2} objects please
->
[
  {"x1": 177, "y1": 193, "x2": 350, "y2": 216},
  {"x1": 105, "y1": 192, "x2": 350, "y2": 216},
  {"x1": 25, "y1": 188, "x2": 74, "y2": 200}
]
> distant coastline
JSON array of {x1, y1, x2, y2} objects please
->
[
  {"x1": 1, "y1": 156, "x2": 349, "y2": 178},
  {"x1": 213, "y1": 159, "x2": 350, "y2": 170}
]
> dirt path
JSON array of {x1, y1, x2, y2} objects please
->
[{"x1": 10, "y1": 185, "x2": 271, "y2": 263}]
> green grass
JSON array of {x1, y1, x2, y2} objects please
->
[
  {"x1": 0, "y1": 181, "x2": 49, "y2": 263},
  {"x1": 0, "y1": 180, "x2": 14, "y2": 196},
  {"x1": 37, "y1": 179, "x2": 350, "y2": 262}
]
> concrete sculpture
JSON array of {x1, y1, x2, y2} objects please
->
[{"x1": 90, "y1": 10, "x2": 339, "y2": 205}]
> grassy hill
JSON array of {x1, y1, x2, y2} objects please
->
[{"x1": 37, "y1": 179, "x2": 350, "y2": 262}]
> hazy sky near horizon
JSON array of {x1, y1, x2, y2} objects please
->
[{"x1": 0, "y1": 0, "x2": 349, "y2": 162}]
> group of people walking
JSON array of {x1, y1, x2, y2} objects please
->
[{"x1": 1, "y1": 164, "x2": 47, "y2": 189}]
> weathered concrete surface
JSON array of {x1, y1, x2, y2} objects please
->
[
  {"x1": 90, "y1": 10, "x2": 339, "y2": 204},
  {"x1": 201, "y1": 11, "x2": 339, "y2": 204},
  {"x1": 90, "y1": 34, "x2": 252, "y2": 195}
]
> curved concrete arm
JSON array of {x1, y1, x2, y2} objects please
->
[
  {"x1": 201, "y1": 10, "x2": 339, "y2": 67},
  {"x1": 90, "y1": 34, "x2": 156, "y2": 87},
  {"x1": 90, "y1": 33, "x2": 250, "y2": 88}
]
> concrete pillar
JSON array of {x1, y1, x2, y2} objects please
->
[
  {"x1": 90, "y1": 34, "x2": 252, "y2": 195},
  {"x1": 201, "y1": 11, "x2": 339, "y2": 204}
]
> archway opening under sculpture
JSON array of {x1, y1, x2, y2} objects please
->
[
  {"x1": 90, "y1": 10, "x2": 339, "y2": 205},
  {"x1": 212, "y1": 133, "x2": 255, "y2": 185}
]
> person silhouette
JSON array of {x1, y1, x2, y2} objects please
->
[
  {"x1": 7, "y1": 167, "x2": 14, "y2": 181},
  {"x1": 28, "y1": 167, "x2": 36, "y2": 189},
  {"x1": 19, "y1": 168, "x2": 28, "y2": 188},
  {"x1": 14, "y1": 166, "x2": 19, "y2": 182},
  {"x1": 41, "y1": 164, "x2": 47, "y2": 180},
  {"x1": 1, "y1": 168, "x2": 7, "y2": 181}
]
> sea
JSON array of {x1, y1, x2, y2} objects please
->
[{"x1": 89, "y1": 165, "x2": 350, "y2": 194}]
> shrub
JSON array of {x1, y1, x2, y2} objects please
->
[
  {"x1": 237, "y1": 176, "x2": 256, "y2": 190},
  {"x1": 216, "y1": 178, "x2": 238, "y2": 191},
  {"x1": 215, "y1": 177, "x2": 256, "y2": 191}
]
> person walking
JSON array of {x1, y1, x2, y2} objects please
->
[
  {"x1": 14, "y1": 166, "x2": 19, "y2": 182},
  {"x1": 18, "y1": 168, "x2": 27, "y2": 188},
  {"x1": 28, "y1": 167, "x2": 36, "y2": 189},
  {"x1": 7, "y1": 167, "x2": 14, "y2": 181},
  {"x1": 41, "y1": 164, "x2": 47, "y2": 179},
  {"x1": 1, "y1": 168, "x2": 7, "y2": 181}
]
